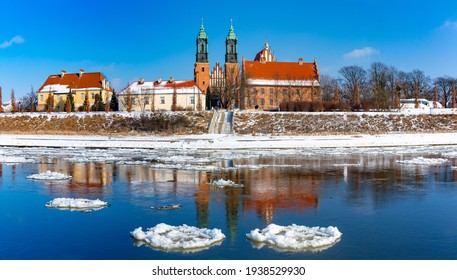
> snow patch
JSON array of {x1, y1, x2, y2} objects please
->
[
  {"x1": 396, "y1": 157, "x2": 448, "y2": 165},
  {"x1": 246, "y1": 224, "x2": 342, "y2": 251},
  {"x1": 130, "y1": 223, "x2": 226, "y2": 252},
  {"x1": 45, "y1": 198, "x2": 109, "y2": 210},
  {"x1": 27, "y1": 171, "x2": 72, "y2": 180}
]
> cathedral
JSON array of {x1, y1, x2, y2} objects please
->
[{"x1": 194, "y1": 22, "x2": 321, "y2": 110}]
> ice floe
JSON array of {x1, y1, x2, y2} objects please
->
[
  {"x1": 130, "y1": 223, "x2": 226, "y2": 252},
  {"x1": 332, "y1": 163, "x2": 362, "y2": 167},
  {"x1": 45, "y1": 198, "x2": 109, "y2": 211},
  {"x1": 209, "y1": 179, "x2": 244, "y2": 188},
  {"x1": 151, "y1": 204, "x2": 183, "y2": 210},
  {"x1": 246, "y1": 224, "x2": 342, "y2": 251},
  {"x1": 27, "y1": 171, "x2": 72, "y2": 180},
  {"x1": 396, "y1": 157, "x2": 448, "y2": 165}
]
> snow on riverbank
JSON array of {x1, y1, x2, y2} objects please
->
[
  {"x1": 246, "y1": 224, "x2": 342, "y2": 251},
  {"x1": 130, "y1": 223, "x2": 226, "y2": 251},
  {"x1": 2, "y1": 132, "x2": 457, "y2": 150},
  {"x1": 45, "y1": 198, "x2": 109, "y2": 210},
  {"x1": 27, "y1": 171, "x2": 72, "y2": 180}
]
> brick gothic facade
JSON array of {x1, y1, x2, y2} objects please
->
[
  {"x1": 195, "y1": 23, "x2": 320, "y2": 110},
  {"x1": 242, "y1": 43, "x2": 321, "y2": 110}
]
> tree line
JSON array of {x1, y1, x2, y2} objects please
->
[{"x1": 321, "y1": 62, "x2": 457, "y2": 110}]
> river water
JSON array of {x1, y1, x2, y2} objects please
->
[{"x1": 1, "y1": 145, "x2": 457, "y2": 260}]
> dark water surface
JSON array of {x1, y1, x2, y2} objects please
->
[{"x1": 1, "y1": 146, "x2": 457, "y2": 260}]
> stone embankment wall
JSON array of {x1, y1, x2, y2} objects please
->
[
  {"x1": 1, "y1": 111, "x2": 457, "y2": 136},
  {"x1": 0, "y1": 112, "x2": 212, "y2": 135},
  {"x1": 233, "y1": 111, "x2": 457, "y2": 135}
]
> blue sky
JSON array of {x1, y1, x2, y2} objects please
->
[{"x1": 1, "y1": 0, "x2": 457, "y2": 99}]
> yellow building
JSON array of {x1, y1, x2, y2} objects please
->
[{"x1": 37, "y1": 69, "x2": 113, "y2": 111}]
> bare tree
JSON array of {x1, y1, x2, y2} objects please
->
[
  {"x1": 127, "y1": 91, "x2": 132, "y2": 112},
  {"x1": 407, "y1": 69, "x2": 431, "y2": 99},
  {"x1": 22, "y1": 86, "x2": 38, "y2": 112},
  {"x1": 369, "y1": 62, "x2": 392, "y2": 110},
  {"x1": 45, "y1": 94, "x2": 54, "y2": 113},
  {"x1": 452, "y1": 82, "x2": 456, "y2": 109},
  {"x1": 220, "y1": 66, "x2": 241, "y2": 109},
  {"x1": 197, "y1": 91, "x2": 202, "y2": 111},
  {"x1": 136, "y1": 87, "x2": 152, "y2": 112},
  {"x1": 435, "y1": 76, "x2": 456, "y2": 107},
  {"x1": 320, "y1": 74, "x2": 339, "y2": 102},
  {"x1": 339, "y1": 65, "x2": 367, "y2": 104}
]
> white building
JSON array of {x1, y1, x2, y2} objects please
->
[{"x1": 118, "y1": 78, "x2": 205, "y2": 112}]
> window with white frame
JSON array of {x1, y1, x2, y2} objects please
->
[{"x1": 190, "y1": 96, "x2": 195, "y2": 104}]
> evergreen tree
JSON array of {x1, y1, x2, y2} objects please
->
[
  {"x1": 171, "y1": 86, "x2": 177, "y2": 111},
  {"x1": 66, "y1": 92, "x2": 75, "y2": 112},
  {"x1": 11, "y1": 89, "x2": 18, "y2": 113},
  {"x1": 65, "y1": 95, "x2": 71, "y2": 113},
  {"x1": 83, "y1": 91, "x2": 90, "y2": 113},
  {"x1": 105, "y1": 94, "x2": 110, "y2": 113},
  {"x1": 110, "y1": 90, "x2": 119, "y2": 111}
]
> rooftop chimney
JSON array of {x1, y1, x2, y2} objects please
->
[
  {"x1": 61, "y1": 70, "x2": 66, "y2": 78},
  {"x1": 298, "y1": 58, "x2": 303, "y2": 65},
  {"x1": 169, "y1": 77, "x2": 175, "y2": 83},
  {"x1": 139, "y1": 78, "x2": 145, "y2": 84},
  {"x1": 79, "y1": 69, "x2": 84, "y2": 78}
]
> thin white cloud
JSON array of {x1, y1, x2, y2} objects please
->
[
  {"x1": 443, "y1": 20, "x2": 457, "y2": 30},
  {"x1": 343, "y1": 47, "x2": 379, "y2": 59},
  {"x1": 0, "y1": 35, "x2": 25, "y2": 49}
]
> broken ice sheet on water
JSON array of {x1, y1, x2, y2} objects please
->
[
  {"x1": 246, "y1": 224, "x2": 342, "y2": 252},
  {"x1": 209, "y1": 179, "x2": 244, "y2": 188},
  {"x1": 130, "y1": 223, "x2": 225, "y2": 252},
  {"x1": 396, "y1": 157, "x2": 448, "y2": 165},
  {"x1": 45, "y1": 198, "x2": 109, "y2": 212},
  {"x1": 0, "y1": 156, "x2": 34, "y2": 164},
  {"x1": 27, "y1": 171, "x2": 72, "y2": 180}
]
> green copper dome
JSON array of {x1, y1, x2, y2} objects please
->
[
  {"x1": 227, "y1": 23, "x2": 237, "y2": 40},
  {"x1": 197, "y1": 24, "x2": 208, "y2": 40}
]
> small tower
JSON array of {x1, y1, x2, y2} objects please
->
[{"x1": 194, "y1": 22, "x2": 210, "y2": 94}]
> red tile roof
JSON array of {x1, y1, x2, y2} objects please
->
[
  {"x1": 243, "y1": 60, "x2": 318, "y2": 81},
  {"x1": 38, "y1": 71, "x2": 106, "y2": 92}
]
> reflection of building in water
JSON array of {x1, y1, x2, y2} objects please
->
[
  {"x1": 116, "y1": 165, "x2": 210, "y2": 201},
  {"x1": 239, "y1": 168, "x2": 320, "y2": 225},
  {"x1": 37, "y1": 158, "x2": 113, "y2": 195}
]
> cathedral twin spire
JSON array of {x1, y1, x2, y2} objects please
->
[{"x1": 196, "y1": 21, "x2": 238, "y2": 64}]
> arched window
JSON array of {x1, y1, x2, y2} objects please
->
[
  {"x1": 230, "y1": 44, "x2": 234, "y2": 54},
  {"x1": 200, "y1": 43, "x2": 205, "y2": 53}
]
